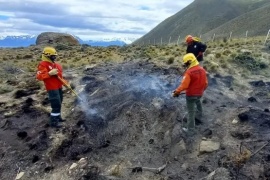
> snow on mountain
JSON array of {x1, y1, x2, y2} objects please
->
[
  {"x1": 0, "y1": 35, "x2": 7, "y2": 40},
  {"x1": 0, "y1": 35, "x2": 136, "y2": 47},
  {"x1": 102, "y1": 37, "x2": 137, "y2": 44},
  {"x1": 2, "y1": 35, "x2": 37, "y2": 39},
  {"x1": 0, "y1": 35, "x2": 37, "y2": 47}
]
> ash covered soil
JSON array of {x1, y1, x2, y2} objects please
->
[{"x1": 1, "y1": 60, "x2": 270, "y2": 180}]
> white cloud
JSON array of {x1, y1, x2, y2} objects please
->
[{"x1": 0, "y1": 0, "x2": 193, "y2": 40}]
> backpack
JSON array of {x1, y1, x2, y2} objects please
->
[{"x1": 192, "y1": 37, "x2": 201, "y2": 42}]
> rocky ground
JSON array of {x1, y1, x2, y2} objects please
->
[{"x1": 0, "y1": 41, "x2": 270, "y2": 180}]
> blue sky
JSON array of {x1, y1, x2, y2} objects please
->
[
  {"x1": 0, "y1": 0, "x2": 193, "y2": 40},
  {"x1": 0, "y1": 15, "x2": 9, "y2": 20}
]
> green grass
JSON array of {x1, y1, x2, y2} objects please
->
[{"x1": 0, "y1": 85, "x2": 13, "y2": 94}]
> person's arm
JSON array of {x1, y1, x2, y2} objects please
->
[
  {"x1": 186, "y1": 45, "x2": 191, "y2": 53},
  {"x1": 174, "y1": 73, "x2": 191, "y2": 94},
  {"x1": 199, "y1": 42, "x2": 207, "y2": 52},
  {"x1": 36, "y1": 64, "x2": 50, "y2": 81}
]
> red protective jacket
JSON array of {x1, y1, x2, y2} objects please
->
[
  {"x1": 36, "y1": 60, "x2": 64, "y2": 91},
  {"x1": 175, "y1": 65, "x2": 208, "y2": 96}
]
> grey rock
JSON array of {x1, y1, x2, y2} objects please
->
[
  {"x1": 199, "y1": 140, "x2": 220, "y2": 153},
  {"x1": 36, "y1": 32, "x2": 79, "y2": 45}
]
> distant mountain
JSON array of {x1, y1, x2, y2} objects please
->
[
  {"x1": 134, "y1": 0, "x2": 270, "y2": 44},
  {"x1": 76, "y1": 37, "x2": 137, "y2": 47},
  {"x1": 0, "y1": 35, "x2": 136, "y2": 47},
  {"x1": 0, "y1": 35, "x2": 37, "y2": 47}
]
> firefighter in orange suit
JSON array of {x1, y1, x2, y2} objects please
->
[{"x1": 172, "y1": 53, "x2": 208, "y2": 133}]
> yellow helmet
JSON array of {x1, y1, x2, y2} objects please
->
[
  {"x1": 42, "y1": 47, "x2": 57, "y2": 56},
  {"x1": 183, "y1": 53, "x2": 197, "y2": 64}
]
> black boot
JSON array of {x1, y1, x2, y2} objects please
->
[
  {"x1": 58, "y1": 116, "x2": 66, "y2": 122},
  {"x1": 50, "y1": 116, "x2": 62, "y2": 128}
]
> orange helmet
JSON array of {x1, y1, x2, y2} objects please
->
[{"x1": 185, "y1": 35, "x2": 193, "y2": 44}]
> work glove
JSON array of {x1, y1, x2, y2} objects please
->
[
  {"x1": 48, "y1": 69, "x2": 58, "y2": 76},
  {"x1": 172, "y1": 90, "x2": 180, "y2": 97}
]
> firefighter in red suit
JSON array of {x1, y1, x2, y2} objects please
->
[{"x1": 36, "y1": 47, "x2": 70, "y2": 128}]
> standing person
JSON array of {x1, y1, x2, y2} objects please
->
[
  {"x1": 172, "y1": 53, "x2": 208, "y2": 133},
  {"x1": 36, "y1": 47, "x2": 70, "y2": 128},
  {"x1": 185, "y1": 35, "x2": 207, "y2": 66}
]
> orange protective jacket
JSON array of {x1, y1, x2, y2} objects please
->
[
  {"x1": 36, "y1": 57, "x2": 66, "y2": 91},
  {"x1": 175, "y1": 65, "x2": 208, "y2": 96}
]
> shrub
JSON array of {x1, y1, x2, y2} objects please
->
[
  {"x1": 259, "y1": 62, "x2": 268, "y2": 69},
  {"x1": 69, "y1": 64, "x2": 75, "y2": 68},
  {"x1": 209, "y1": 64, "x2": 218, "y2": 73},
  {"x1": 253, "y1": 53, "x2": 261, "y2": 57},
  {"x1": 221, "y1": 63, "x2": 228, "y2": 68},
  {"x1": 204, "y1": 49, "x2": 211, "y2": 56},
  {"x1": 23, "y1": 54, "x2": 33, "y2": 59},
  {"x1": 27, "y1": 66, "x2": 35, "y2": 72},
  {"x1": 233, "y1": 52, "x2": 267, "y2": 71},
  {"x1": 158, "y1": 56, "x2": 166, "y2": 61},
  {"x1": 215, "y1": 53, "x2": 222, "y2": 58},
  {"x1": 55, "y1": 44, "x2": 72, "y2": 51},
  {"x1": 74, "y1": 57, "x2": 80, "y2": 62},
  {"x1": 167, "y1": 57, "x2": 174, "y2": 64},
  {"x1": 223, "y1": 50, "x2": 231, "y2": 55},
  {"x1": 62, "y1": 64, "x2": 70, "y2": 69},
  {"x1": 0, "y1": 85, "x2": 13, "y2": 94},
  {"x1": 230, "y1": 53, "x2": 237, "y2": 59}
]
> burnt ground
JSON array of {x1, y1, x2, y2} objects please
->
[{"x1": 1, "y1": 60, "x2": 270, "y2": 180}]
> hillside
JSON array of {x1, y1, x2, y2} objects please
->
[
  {"x1": 135, "y1": 0, "x2": 270, "y2": 44},
  {"x1": 0, "y1": 37, "x2": 270, "y2": 179},
  {"x1": 203, "y1": 3, "x2": 270, "y2": 41}
]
